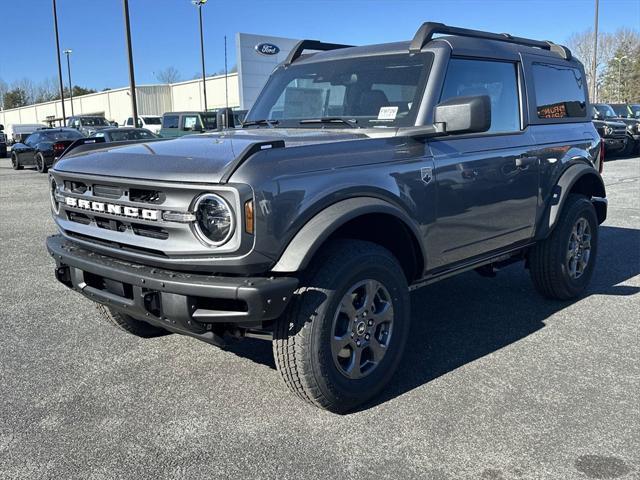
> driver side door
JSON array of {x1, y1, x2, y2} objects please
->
[{"x1": 428, "y1": 58, "x2": 539, "y2": 269}]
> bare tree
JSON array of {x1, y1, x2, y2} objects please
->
[
  {"x1": 567, "y1": 29, "x2": 616, "y2": 101},
  {"x1": 0, "y1": 78, "x2": 8, "y2": 110},
  {"x1": 155, "y1": 66, "x2": 181, "y2": 84}
]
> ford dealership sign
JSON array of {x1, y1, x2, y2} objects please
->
[{"x1": 255, "y1": 43, "x2": 280, "y2": 56}]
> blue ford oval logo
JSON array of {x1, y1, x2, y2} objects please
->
[{"x1": 255, "y1": 43, "x2": 280, "y2": 56}]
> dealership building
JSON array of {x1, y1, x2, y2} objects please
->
[{"x1": 0, "y1": 33, "x2": 299, "y2": 128}]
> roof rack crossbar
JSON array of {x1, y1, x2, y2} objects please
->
[
  {"x1": 283, "y1": 40, "x2": 353, "y2": 66},
  {"x1": 409, "y1": 22, "x2": 571, "y2": 60}
]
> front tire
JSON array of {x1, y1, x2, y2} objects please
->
[
  {"x1": 621, "y1": 137, "x2": 635, "y2": 157},
  {"x1": 36, "y1": 153, "x2": 48, "y2": 173},
  {"x1": 273, "y1": 240, "x2": 410, "y2": 413},
  {"x1": 11, "y1": 154, "x2": 23, "y2": 170},
  {"x1": 96, "y1": 304, "x2": 168, "y2": 337},
  {"x1": 529, "y1": 194, "x2": 598, "y2": 300}
]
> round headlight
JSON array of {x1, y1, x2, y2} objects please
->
[
  {"x1": 50, "y1": 178, "x2": 60, "y2": 214},
  {"x1": 193, "y1": 193, "x2": 234, "y2": 246}
]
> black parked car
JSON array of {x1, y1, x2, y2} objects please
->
[
  {"x1": 11, "y1": 128, "x2": 83, "y2": 173},
  {"x1": 591, "y1": 104, "x2": 629, "y2": 156},
  {"x1": 600, "y1": 103, "x2": 640, "y2": 154}
]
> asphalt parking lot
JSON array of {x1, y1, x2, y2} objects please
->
[{"x1": 0, "y1": 155, "x2": 638, "y2": 480}]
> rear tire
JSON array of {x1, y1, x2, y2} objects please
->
[
  {"x1": 529, "y1": 194, "x2": 598, "y2": 300},
  {"x1": 96, "y1": 304, "x2": 168, "y2": 337},
  {"x1": 11, "y1": 154, "x2": 23, "y2": 170},
  {"x1": 273, "y1": 239, "x2": 410, "y2": 413},
  {"x1": 36, "y1": 153, "x2": 48, "y2": 173}
]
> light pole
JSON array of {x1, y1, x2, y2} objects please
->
[
  {"x1": 591, "y1": 0, "x2": 599, "y2": 102},
  {"x1": 613, "y1": 55, "x2": 628, "y2": 102},
  {"x1": 122, "y1": 0, "x2": 138, "y2": 127},
  {"x1": 52, "y1": 0, "x2": 66, "y2": 124},
  {"x1": 193, "y1": 0, "x2": 208, "y2": 111},
  {"x1": 63, "y1": 49, "x2": 74, "y2": 116}
]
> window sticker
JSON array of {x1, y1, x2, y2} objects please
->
[{"x1": 377, "y1": 106, "x2": 398, "y2": 120}]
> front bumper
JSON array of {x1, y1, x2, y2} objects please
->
[
  {"x1": 47, "y1": 235, "x2": 298, "y2": 344},
  {"x1": 603, "y1": 137, "x2": 627, "y2": 151}
]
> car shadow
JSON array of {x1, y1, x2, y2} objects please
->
[{"x1": 224, "y1": 226, "x2": 640, "y2": 411}]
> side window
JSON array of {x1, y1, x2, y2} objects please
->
[
  {"x1": 25, "y1": 133, "x2": 39, "y2": 146},
  {"x1": 162, "y1": 115, "x2": 179, "y2": 128},
  {"x1": 532, "y1": 63, "x2": 587, "y2": 119},
  {"x1": 440, "y1": 58, "x2": 520, "y2": 133},
  {"x1": 182, "y1": 115, "x2": 202, "y2": 130},
  {"x1": 126, "y1": 118, "x2": 133, "y2": 126}
]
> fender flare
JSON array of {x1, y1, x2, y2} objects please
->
[
  {"x1": 271, "y1": 197, "x2": 425, "y2": 273},
  {"x1": 537, "y1": 163, "x2": 606, "y2": 239}
]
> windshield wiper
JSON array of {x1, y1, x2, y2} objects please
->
[
  {"x1": 299, "y1": 117, "x2": 358, "y2": 128},
  {"x1": 242, "y1": 119, "x2": 279, "y2": 128}
]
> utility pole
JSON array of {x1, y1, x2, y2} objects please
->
[
  {"x1": 122, "y1": 0, "x2": 138, "y2": 127},
  {"x1": 193, "y1": 0, "x2": 208, "y2": 111},
  {"x1": 64, "y1": 49, "x2": 74, "y2": 116},
  {"x1": 590, "y1": 0, "x2": 599, "y2": 102},
  {"x1": 52, "y1": 0, "x2": 66, "y2": 124},
  {"x1": 224, "y1": 35, "x2": 228, "y2": 109}
]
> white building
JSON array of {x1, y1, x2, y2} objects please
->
[{"x1": 0, "y1": 33, "x2": 299, "y2": 128}]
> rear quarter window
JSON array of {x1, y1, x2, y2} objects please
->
[
  {"x1": 162, "y1": 115, "x2": 179, "y2": 128},
  {"x1": 532, "y1": 63, "x2": 587, "y2": 119}
]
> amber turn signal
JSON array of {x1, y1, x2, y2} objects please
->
[{"x1": 244, "y1": 200, "x2": 254, "y2": 234}]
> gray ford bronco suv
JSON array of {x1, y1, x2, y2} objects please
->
[{"x1": 47, "y1": 23, "x2": 607, "y2": 413}]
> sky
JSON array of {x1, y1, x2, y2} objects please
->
[{"x1": 1, "y1": 0, "x2": 639, "y2": 91}]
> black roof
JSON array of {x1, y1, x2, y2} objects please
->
[{"x1": 292, "y1": 22, "x2": 578, "y2": 66}]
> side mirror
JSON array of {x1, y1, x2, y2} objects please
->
[
  {"x1": 593, "y1": 111, "x2": 601, "y2": 120},
  {"x1": 434, "y1": 95, "x2": 491, "y2": 135},
  {"x1": 0, "y1": 124, "x2": 4, "y2": 131}
]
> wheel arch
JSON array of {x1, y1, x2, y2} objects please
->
[
  {"x1": 271, "y1": 197, "x2": 426, "y2": 282},
  {"x1": 537, "y1": 164, "x2": 606, "y2": 240}
]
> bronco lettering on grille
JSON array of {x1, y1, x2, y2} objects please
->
[{"x1": 64, "y1": 196, "x2": 159, "y2": 221}]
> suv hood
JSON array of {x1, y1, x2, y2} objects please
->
[{"x1": 53, "y1": 128, "x2": 369, "y2": 183}]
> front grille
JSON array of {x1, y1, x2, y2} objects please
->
[
  {"x1": 68, "y1": 211, "x2": 91, "y2": 225},
  {"x1": 131, "y1": 223, "x2": 169, "y2": 240},
  {"x1": 95, "y1": 216, "x2": 127, "y2": 233},
  {"x1": 51, "y1": 171, "x2": 244, "y2": 262},
  {"x1": 65, "y1": 180, "x2": 88, "y2": 194},
  {"x1": 130, "y1": 188, "x2": 165, "y2": 204},
  {"x1": 93, "y1": 184, "x2": 123, "y2": 198}
]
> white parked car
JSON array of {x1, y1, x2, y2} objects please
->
[{"x1": 121, "y1": 116, "x2": 162, "y2": 135}]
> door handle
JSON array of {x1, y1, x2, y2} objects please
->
[{"x1": 515, "y1": 156, "x2": 538, "y2": 169}]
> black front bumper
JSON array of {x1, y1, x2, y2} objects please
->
[
  {"x1": 47, "y1": 235, "x2": 298, "y2": 344},
  {"x1": 603, "y1": 137, "x2": 627, "y2": 151}
]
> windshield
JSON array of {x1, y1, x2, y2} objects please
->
[
  {"x1": 609, "y1": 104, "x2": 629, "y2": 117},
  {"x1": 108, "y1": 129, "x2": 156, "y2": 141},
  {"x1": 81, "y1": 117, "x2": 110, "y2": 126},
  {"x1": 246, "y1": 53, "x2": 432, "y2": 128},
  {"x1": 594, "y1": 105, "x2": 616, "y2": 118},
  {"x1": 42, "y1": 130, "x2": 83, "y2": 141},
  {"x1": 142, "y1": 117, "x2": 161, "y2": 125}
]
